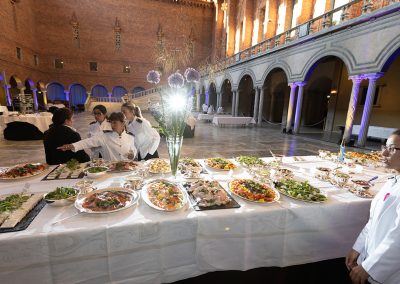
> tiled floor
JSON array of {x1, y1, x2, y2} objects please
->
[{"x1": 0, "y1": 111, "x2": 349, "y2": 167}]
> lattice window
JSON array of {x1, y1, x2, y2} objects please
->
[
  {"x1": 70, "y1": 12, "x2": 80, "y2": 48},
  {"x1": 114, "y1": 18, "x2": 122, "y2": 51}
]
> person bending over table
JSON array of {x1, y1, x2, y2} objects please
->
[
  {"x1": 88, "y1": 104, "x2": 112, "y2": 159},
  {"x1": 58, "y1": 112, "x2": 137, "y2": 161},
  {"x1": 346, "y1": 129, "x2": 400, "y2": 284},
  {"x1": 43, "y1": 108, "x2": 90, "y2": 165},
  {"x1": 121, "y1": 102, "x2": 160, "y2": 161}
]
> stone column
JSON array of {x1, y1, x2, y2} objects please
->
[
  {"x1": 32, "y1": 88, "x2": 38, "y2": 111},
  {"x1": 42, "y1": 90, "x2": 48, "y2": 107},
  {"x1": 253, "y1": 87, "x2": 260, "y2": 122},
  {"x1": 219, "y1": 92, "x2": 223, "y2": 109},
  {"x1": 108, "y1": 93, "x2": 112, "y2": 102},
  {"x1": 357, "y1": 73, "x2": 383, "y2": 147},
  {"x1": 64, "y1": 90, "x2": 70, "y2": 102},
  {"x1": 285, "y1": 83, "x2": 298, "y2": 133},
  {"x1": 293, "y1": 82, "x2": 307, "y2": 134},
  {"x1": 216, "y1": 92, "x2": 221, "y2": 108},
  {"x1": 235, "y1": 89, "x2": 240, "y2": 116},
  {"x1": 257, "y1": 87, "x2": 265, "y2": 126},
  {"x1": 231, "y1": 90, "x2": 236, "y2": 116},
  {"x1": 196, "y1": 92, "x2": 201, "y2": 112},
  {"x1": 343, "y1": 75, "x2": 364, "y2": 143}
]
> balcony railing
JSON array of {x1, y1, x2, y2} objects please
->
[
  {"x1": 128, "y1": 86, "x2": 165, "y2": 100},
  {"x1": 92, "y1": 97, "x2": 122, "y2": 103},
  {"x1": 204, "y1": 0, "x2": 399, "y2": 74}
]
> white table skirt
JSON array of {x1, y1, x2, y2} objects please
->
[
  {"x1": 47, "y1": 103, "x2": 65, "y2": 109},
  {"x1": 0, "y1": 156, "x2": 391, "y2": 283},
  {"x1": 197, "y1": 114, "x2": 214, "y2": 121},
  {"x1": 212, "y1": 116, "x2": 256, "y2": 126},
  {"x1": 0, "y1": 114, "x2": 53, "y2": 133}
]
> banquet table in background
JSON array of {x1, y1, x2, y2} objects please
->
[
  {"x1": 0, "y1": 113, "x2": 53, "y2": 134},
  {"x1": 212, "y1": 116, "x2": 256, "y2": 127},
  {"x1": 46, "y1": 103, "x2": 66, "y2": 110},
  {"x1": 0, "y1": 156, "x2": 391, "y2": 284}
]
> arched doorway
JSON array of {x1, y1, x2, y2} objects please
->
[
  {"x1": 10, "y1": 76, "x2": 23, "y2": 111},
  {"x1": 47, "y1": 82, "x2": 66, "y2": 102},
  {"x1": 220, "y1": 79, "x2": 233, "y2": 113},
  {"x1": 208, "y1": 83, "x2": 217, "y2": 109},
  {"x1": 91, "y1": 85, "x2": 108, "y2": 97},
  {"x1": 112, "y1": 86, "x2": 127, "y2": 99},
  {"x1": 132, "y1": 86, "x2": 145, "y2": 94},
  {"x1": 25, "y1": 79, "x2": 36, "y2": 111},
  {"x1": 0, "y1": 73, "x2": 7, "y2": 105},
  {"x1": 262, "y1": 69, "x2": 289, "y2": 125},
  {"x1": 302, "y1": 56, "x2": 350, "y2": 137},
  {"x1": 238, "y1": 75, "x2": 255, "y2": 117},
  {"x1": 69, "y1": 84, "x2": 87, "y2": 110},
  {"x1": 200, "y1": 86, "x2": 206, "y2": 105}
]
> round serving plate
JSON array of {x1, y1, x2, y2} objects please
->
[
  {"x1": 228, "y1": 180, "x2": 280, "y2": 204},
  {"x1": 272, "y1": 178, "x2": 328, "y2": 204},
  {"x1": 147, "y1": 159, "x2": 172, "y2": 174},
  {"x1": 74, "y1": 187, "x2": 139, "y2": 214},
  {"x1": 84, "y1": 166, "x2": 109, "y2": 179},
  {"x1": 43, "y1": 188, "x2": 78, "y2": 207},
  {"x1": 141, "y1": 179, "x2": 188, "y2": 211},
  {"x1": 107, "y1": 161, "x2": 140, "y2": 173},
  {"x1": 204, "y1": 158, "x2": 237, "y2": 172},
  {"x1": 0, "y1": 163, "x2": 48, "y2": 181}
]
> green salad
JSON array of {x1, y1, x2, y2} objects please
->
[
  {"x1": 274, "y1": 179, "x2": 327, "y2": 202},
  {"x1": 66, "y1": 159, "x2": 80, "y2": 171},
  {"x1": 236, "y1": 156, "x2": 265, "y2": 167},
  {"x1": 0, "y1": 194, "x2": 30, "y2": 213},
  {"x1": 45, "y1": 187, "x2": 77, "y2": 200},
  {"x1": 87, "y1": 166, "x2": 108, "y2": 173}
]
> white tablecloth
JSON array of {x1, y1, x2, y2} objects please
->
[
  {"x1": 0, "y1": 156, "x2": 391, "y2": 283},
  {"x1": 0, "y1": 106, "x2": 8, "y2": 115},
  {"x1": 47, "y1": 103, "x2": 65, "y2": 109},
  {"x1": 197, "y1": 114, "x2": 214, "y2": 121},
  {"x1": 212, "y1": 116, "x2": 256, "y2": 126},
  {"x1": 0, "y1": 114, "x2": 53, "y2": 133}
]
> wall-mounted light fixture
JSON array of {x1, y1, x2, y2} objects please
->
[{"x1": 221, "y1": 0, "x2": 228, "y2": 12}]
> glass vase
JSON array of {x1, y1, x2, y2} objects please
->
[{"x1": 166, "y1": 135, "x2": 183, "y2": 178}]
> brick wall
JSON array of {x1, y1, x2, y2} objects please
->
[{"x1": 0, "y1": 0, "x2": 214, "y2": 93}]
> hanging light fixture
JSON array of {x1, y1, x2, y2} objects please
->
[{"x1": 221, "y1": 0, "x2": 228, "y2": 12}]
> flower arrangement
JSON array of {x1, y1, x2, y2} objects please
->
[{"x1": 147, "y1": 68, "x2": 199, "y2": 177}]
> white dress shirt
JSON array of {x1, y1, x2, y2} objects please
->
[
  {"x1": 88, "y1": 120, "x2": 112, "y2": 158},
  {"x1": 72, "y1": 130, "x2": 137, "y2": 161},
  {"x1": 126, "y1": 118, "x2": 160, "y2": 159},
  {"x1": 353, "y1": 175, "x2": 400, "y2": 284}
]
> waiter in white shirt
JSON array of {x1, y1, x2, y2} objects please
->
[
  {"x1": 88, "y1": 105, "x2": 112, "y2": 158},
  {"x1": 202, "y1": 103, "x2": 208, "y2": 114},
  {"x1": 58, "y1": 112, "x2": 137, "y2": 161},
  {"x1": 346, "y1": 129, "x2": 400, "y2": 284},
  {"x1": 121, "y1": 102, "x2": 160, "y2": 161}
]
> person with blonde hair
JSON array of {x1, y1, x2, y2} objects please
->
[{"x1": 121, "y1": 102, "x2": 160, "y2": 161}]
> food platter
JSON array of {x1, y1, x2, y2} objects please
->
[
  {"x1": 235, "y1": 156, "x2": 266, "y2": 168},
  {"x1": 147, "y1": 159, "x2": 171, "y2": 174},
  {"x1": 0, "y1": 192, "x2": 45, "y2": 232},
  {"x1": 273, "y1": 178, "x2": 327, "y2": 203},
  {"x1": 228, "y1": 179, "x2": 280, "y2": 203},
  {"x1": 0, "y1": 163, "x2": 48, "y2": 181},
  {"x1": 205, "y1": 158, "x2": 237, "y2": 171},
  {"x1": 42, "y1": 160, "x2": 85, "y2": 180},
  {"x1": 44, "y1": 187, "x2": 79, "y2": 206},
  {"x1": 178, "y1": 158, "x2": 203, "y2": 179},
  {"x1": 107, "y1": 161, "x2": 139, "y2": 172},
  {"x1": 75, "y1": 188, "x2": 139, "y2": 214},
  {"x1": 141, "y1": 179, "x2": 187, "y2": 211},
  {"x1": 182, "y1": 180, "x2": 240, "y2": 211}
]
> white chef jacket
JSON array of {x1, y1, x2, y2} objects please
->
[
  {"x1": 202, "y1": 104, "x2": 208, "y2": 113},
  {"x1": 72, "y1": 130, "x2": 137, "y2": 161},
  {"x1": 88, "y1": 120, "x2": 112, "y2": 158},
  {"x1": 126, "y1": 118, "x2": 160, "y2": 159},
  {"x1": 353, "y1": 175, "x2": 400, "y2": 284}
]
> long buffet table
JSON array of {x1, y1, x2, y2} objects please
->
[{"x1": 0, "y1": 156, "x2": 391, "y2": 284}]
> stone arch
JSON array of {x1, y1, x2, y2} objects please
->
[
  {"x1": 9, "y1": 75, "x2": 23, "y2": 102},
  {"x1": 91, "y1": 84, "x2": 108, "y2": 97},
  {"x1": 380, "y1": 42, "x2": 400, "y2": 72},
  {"x1": 207, "y1": 82, "x2": 217, "y2": 108},
  {"x1": 112, "y1": 86, "x2": 128, "y2": 98},
  {"x1": 69, "y1": 84, "x2": 87, "y2": 107},
  {"x1": 237, "y1": 69, "x2": 257, "y2": 87},
  {"x1": 237, "y1": 75, "x2": 255, "y2": 117},
  {"x1": 219, "y1": 73, "x2": 234, "y2": 93},
  {"x1": 9, "y1": 75, "x2": 23, "y2": 89},
  {"x1": 46, "y1": 82, "x2": 66, "y2": 102},
  {"x1": 260, "y1": 62, "x2": 290, "y2": 84},
  {"x1": 220, "y1": 79, "x2": 233, "y2": 113},
  {"x1": 132, "y1": 86, "x2": 145, "y2": 94},
  {"x1": 302, "y1": 50, "x2": 352, "y2": 82}
]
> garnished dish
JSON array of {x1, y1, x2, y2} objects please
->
[
  {"x1": 178, "y1": 158, "x2": 203, "y2": 178},
  {"x1": 313, "y1": 167, "x2": 332, "y2": 181},
  {"x1": 184, "y1": 180, "x2": 231, "y2": 207},
  {"x1": 274, "y1": 179, "x2": 327, "y2": 203},
  {"x1": 0, "y1": 163, "x2": 47, "y2": 180},
  {"x1": 108, "y1": 161, "x2": 138, "y2": 172},
  {"x1": 142, "y1": 180, "x2": 186, "y2": 211},
  {"x1": 85, "y1": 166, "x2": 108, "y2": 179},
  {"x1": 44, "y1": 187, "x2": 78, "y2": 206},
  {"x1": 0, "y1": 193, "x2": 43, "y2": 228},
  {"x1": 148, "y1": 159, "x2": 171, "y2": 174},
  {"x1": 229, "y1": 179, "x2": 279, "y2": 203},
  {"x1": 75, "y1": 188, "x2": 138, "y2": 213},
  {"x1": 43, "y1": 159, "x2": 85, "y2": 180},
  {"x1": 345, "y1": 151, "x2": 382, "y2": 165},
  {"x1": 236, "y1": 156, "x2": 266, "y2": 167},
  {"x1": 331, "y1": 171, "x2": 350, "y2": 187},
  {"x1": 206, "y1": 158, "x2": 237, "y2": 171},
  {"x1": 346, "y1": 179, "x2": 375, "y2": 199},
  {"x1": 270, "y1": 168, "x2": 294, "y2": 181}
]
